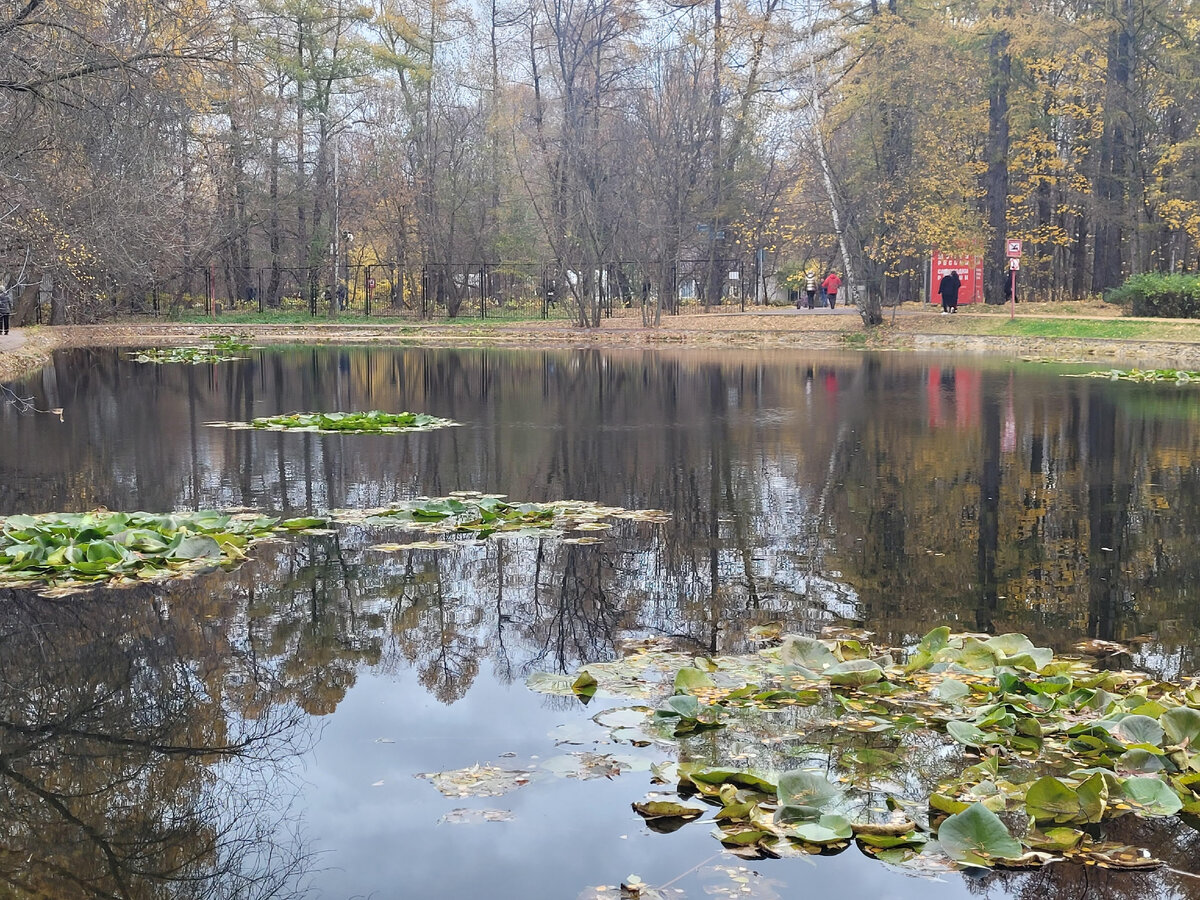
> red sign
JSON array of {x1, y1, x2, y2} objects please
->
[
  {"x1": 930, "y1": 252, "x2": 983, "y2": 305},
  {"x1": 1006, "y1": 239, "x2": 1022, "y2": 258}
]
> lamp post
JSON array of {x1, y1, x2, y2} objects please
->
[{"x1": 341, "y1": 231, "x2": 353, "y2": 309}]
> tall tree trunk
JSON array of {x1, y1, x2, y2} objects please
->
[
  {"x1": 984, "y1": 23, "x2": 1011, "y2": 304},
  {"x1": 1092, "y1": 0, "x2": 1132, "y2": 293}
]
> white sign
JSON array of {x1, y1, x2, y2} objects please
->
[
  {"x1": 1009, "y1": 258, "x2": 1020, "y2": 271},
  {"x1": 1006, "y1": 239, "x2": 1023, "y2": 258}
]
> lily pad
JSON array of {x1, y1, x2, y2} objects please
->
[
  {"x1": 1120, "y1": 777, "x2": 1183, "y2": 817},
  {"x1": 825, "y1": 659, "x2": 884, "y2": 687},
  {"x1": 674, "y1": 666, "x2": 715, "y2": 695},
  {"x1": 779, "y1": 636, "x2": 837, "y2": 671},
  {"x1": 632, "y1": 798, "x2": 706, "y2": 820},
  {"x1": 790, "y1": 814, "x2": 853, "y2": 844},
  {"x1": 936, "y1": 803, "x2": 1024, "y2": 867},
  {"x1": 1161, "y1": 706, "x2": 1200, "y2": 746},
  {"x1": 1112, "y1": 715, "x2": 1165, "y2": 748}
]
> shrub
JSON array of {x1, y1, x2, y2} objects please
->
[{"x1": 1105, "y1": 272, "x2": 1200, "y2": 318}]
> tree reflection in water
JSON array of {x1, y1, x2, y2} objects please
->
[
  {"x1": 0, "y1": 585, "x2": 312, "y2": 900},
  {"x1": 974, "y1": 814, "x2": 1200, "y2": 899}
]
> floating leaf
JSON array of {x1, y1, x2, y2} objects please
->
[
  {"x1": 417, "y1": 764, "x2": 531, "y2": 798},
  {"x1": 674, "y1": 667, "x2": 715, "y2": 695},
  {"x1": 775, "y1": 771, "x2": 844, "y2": 822},
  {"x1": 826, "y1": 659, "x2": 884, "y2": 687},
  {"x1": 1119, "y1": 777, "x2": 1183, "y2": 817},
  {"x1": 572, "y1": 670, "x2": 599, "y2": 698},
  {"x1": 1026, "y1": 777, "x2": 1084, "y2": 824},
  {"x1": 933, "y1": 679, "x2": 972, "y2": 704},
  {"x1": 1113, "y1": 715, "x2": 1165, "y2": 748},
  {"x1": 632, "y1": 799, "x2": 706, "y2": 820},
  {"x1": 936, "y1": 803, "x2": 1024, "y2": 867},
  {"x1": 1161, "y1": 706, "x2": 1200, "y2": 746},
  {"x1": 1025, "y1": 827, "x2": 1085, "y2": 852},
  {"x1": 789, "y1": 814, "x2": 853, "y2": 844},
  {"x1": 279, "y1": 516, "x2": 327, "y2": 530},
  {"x1": 946, "y1": 720, "x2": 991, "y2": 748},
  {"x1": 526, "y1": 672, "x2": 576, "y2": 695},
  {"x1": 779, "y1": 636, "x2": 837, "y2": 670}
]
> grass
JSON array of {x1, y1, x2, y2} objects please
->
[{"x1": 914, "y1": 310, "x2": 1200, "y2": 342}]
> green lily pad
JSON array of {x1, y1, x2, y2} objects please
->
[
  {"x1": 1113, "y1": 715, "x2": 1165, "y2": 747},
  {"x1": 632, "y1": 799, "x2": 706, "y2": 820},
  {"x1": 936, "y1": 803, "x2": 1024, "y2": 867},
  {"x1": 1161, "y1": 706, "x2": 1200, "y2": 746},
  {"x1": 674, "y1": 666, "x2": 715, "y2": 695},
  {"x1": 1026, "y1": 776, "x2": 1084, "y2": 824},
  {"x1": 776, "y1": 771, "x2": 844, "y2": 822},
  {"x1": 946, "y1": 720, "x2": 991, "y2": 748},
  {"x1": 1119, "y1": 777, "x2": 1183, "y2": 817},
  {"x1": 790, "y1": 814, "x2": 853, "y2": 844},
  {"x1": 826, "y1": 659, "x2": 884, "y2": 687},
  {"x1": 934, "y1": 679, "x2": 972, "y2": 703}
]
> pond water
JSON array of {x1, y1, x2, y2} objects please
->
[{"x1": 2, "y1": 345, "x2": 1200, "y2": 900}]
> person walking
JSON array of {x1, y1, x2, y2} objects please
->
[
  {"x1": 804, "y1": 270, "x2": 818, "y2": 309},
  {"x1": 937, "y1": 269, "x2": 961, "y2": 314},
  {"x1": 821, "y1": 271, "x2": 842, "y2": 310},
  {"x1": 0, "y1": 283, "x2": 12, "y2": 335}
]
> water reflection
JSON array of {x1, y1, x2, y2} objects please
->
[
  {"x1": 5, "y1": 346, "x2": 1200, "y2": 896},
  {"x1": 3, "y1": 347, "x2": 1200, "y2": 679},
  {"x1": 0, "y1": 584, "x2": 311, "y2": 899}
]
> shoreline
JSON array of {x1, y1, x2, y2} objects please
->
[{"x1": 6, "y1": 311, "x2": 1200, "y2": 381}]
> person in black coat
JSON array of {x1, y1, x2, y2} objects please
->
[
  {"x1": 0, "y1": 284, "x2": 13, "y2": 334},
  {"x1": 938, "y1": 270, "x2": 961, "y2": 314}
]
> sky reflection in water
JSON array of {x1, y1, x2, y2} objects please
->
[{"x1": 3, "y1": 346, "x2": 1200, "y2": 899}]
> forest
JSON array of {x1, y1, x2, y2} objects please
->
[{"x1": 0, "y1": 0, "x2": 1197, "y2": 326}]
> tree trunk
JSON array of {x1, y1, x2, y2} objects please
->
[
  {"x1": 1092, "y1": 0, "x2": 1132, "y2": 293},
  {"x1": 984, "y1": 25, "x2": 1011, "y2": 304}
]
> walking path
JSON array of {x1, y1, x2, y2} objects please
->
[{"x1": 0, "y1": 329, "x2": 23, "y2": 353}]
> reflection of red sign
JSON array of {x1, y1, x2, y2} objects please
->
[
  {"x1": 367, "y1": 279, "x2": 376, "y2": 290},
  {"x1": 930, "y1": 252, "x2": 983, "y2": 304}
]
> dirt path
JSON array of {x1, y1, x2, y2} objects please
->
[{"x1": 4, "y1": 308, "x2": 1200, "y2": 382}]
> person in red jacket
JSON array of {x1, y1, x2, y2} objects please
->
[{"x1": 821, "y1": 271, "x2": 842, "y2": 309}]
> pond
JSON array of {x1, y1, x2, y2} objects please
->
[{"x1": 2, "y1": 345, "x2": 1200, "y2": 900}]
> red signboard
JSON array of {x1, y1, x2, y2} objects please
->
[{"x1": 930, "y1": 252, "x2": 983, "y2": 305}]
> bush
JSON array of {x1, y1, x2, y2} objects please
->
[{"x1": 1105, "y1": 272, "x2": 1200, "y2": 318}]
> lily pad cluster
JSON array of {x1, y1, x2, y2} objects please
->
[
  {"x1": 1068, "y1": 368, "x2": 1200, "y2": 383},
  {"x1": 330, "y1": 492, "x2": 669, "y2": 543},
  {"x1": 0, "y1": 509, "x2": 292, "y2": 596},
  {"x1": 527, "y1": 627, "x2": 1200, "y2": 874},
  {"x1": 243, "y1": 410, "x2": 459, "y2": 434},
  {"x1": 130, "y1": 336, "x2": 253, "y2": 365},
  {"x1": 0, "y1": 495, "x2": 664, "y2": 594}
]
